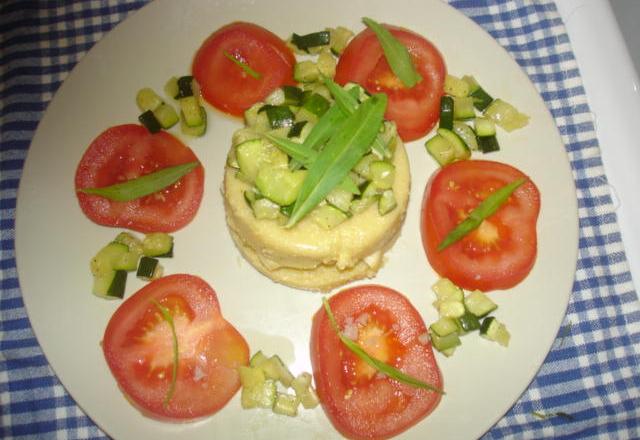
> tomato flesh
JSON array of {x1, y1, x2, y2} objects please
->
[
  {"x1": 192, "y1": 22, "x2": 296, "y2": 116},
  {"x1": 335, "y1": 25, "x2": 446, "y2": 142},
  {"x1": 421, "y1": 160, "x2": 541, "y2": 291},
  {"x1": 102, "y1": 274, "x2": 249, "y2": 421},
  {"x1": 75, "y1": 124, "x2": 204, "y2": 233},
  {"x1": 310, "y1": 285, "x2": 442, "y2": 440}
]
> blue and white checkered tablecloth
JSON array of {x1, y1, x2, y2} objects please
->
[{"x1": 1, "y1": 1, "x2": 639, "y2": 438}]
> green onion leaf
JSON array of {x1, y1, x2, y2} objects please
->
[
  {"x1": 263, "y1": 133, "x2": 318, "y2": 167},
  {"x1": 152, "y1": 300, "x2": 179, "y2": 406},
  {"x1": 79, "y1": 162, "x2": 199, "y2": 202},
  {"x1": 223, "y1": 50, "x2": 262, "y2": 80},
  {"x1": 438, "y1": 177, "x2": 527, "y2": 251},
  {"x1": 323, "y1": 78, "x2": 390, "y2": 158},
  {"x1": 362, "y1": 17, "x2": 422, "y2": 88},
  {"x1": 322, "y1": 298, "x2": 444, "y2": 394},
  {"x1": 287, "y1": 94, "x2": 387, "y2": 227}
]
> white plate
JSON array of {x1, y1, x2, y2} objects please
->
[{"x1": 15, "y1": 0, "x2": 578, "y2": 439}]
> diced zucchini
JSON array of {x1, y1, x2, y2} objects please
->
[
  {"x1": 176, "y1": 75, "x2": 195, "y2": 98},
  {"x1": 350, "y1": 196, "x2": 377, "y2": 214},
  {"x1": 136, "y1": 256, "x2": 163, "y2": 281},
  {"x1": 480, "y1": 317, "x2": 511, "y2": 347},
  {"x1": 437, "y1": 128, "x2": 471, "y2": 161},
  {"x1": 236, "y1": 138, "x2": 288, "y2": 183},
  {"x1": 282, "y1": 85, "x2": 305, "y2": 106},
  {"x1": 164, "y1": 76, "x2": 180, "y2": 99},
  {"x1": 439, "y1": 95, "x2": 454, "y2": 130},
  {"x1": 444, "y1": 74, "x2": 471, "y2": 98},
  {"x1": 255, "y1": 167, "x2": 306, "y2": 206},
  {"x1": 138, "y1": 110, "x2": 162, "y2": 133},
  {"x1": 430, "y1": 331, "x2": 461, "y2": 353},
  {"x1": 239, "y1": 366, "x2": 277, "y2": 409},
  {"x1": 136, "y1": 88, "x2": 163, "y2": 112},
  {"x1": 252, "y1": 198, "x2": 281, "y2": 220},
  {"x1": 258, "y1": 355, "x2": 295, "y2": 387},
  {"x1": 180, "y1": 107, "x2": 207, "y2": 137},
  {"x1": 311, "y1": 204, "x2": 349, "y2": 229},
  {"x1": 483, "y1": 98, "x2": 529, "y2": 132},
  {"x1": 294, "y1": 60, "x2": 320, "y2": 83},
  {"x1": 425, "y1": 134, "x2": 455, "y2": 166},
  {"x1": 153, "y1": 103, "x2": 179, "y2": 129},
  {"x1": 474, "y1": 116, "x2": 496, "y2": 137},
  {"x1": 432, "y1": 278, "x2": 464, "y2": 302},
  {"x1": 369, "y1": 161, "x2": 395, "y2": 190},
  {"x1": 452, "y1": 121, "x2": 479, "y2": 151},
  {"x1": 273, "y1": 393, "x2": 299, "y2": 416},
  {"x1": 180, "y1": 96, "x2": 204, "y2": 127},
  {"x1": 464, "y1": 290, "x2": 497, "y2": 318},
  {"x1": 430, "y1": 316, "x2": 458, "y2": 337},
  {"x1": 329, "y1": 26, "x2": 354, "y2": 55},
  {"x1": 260, "y1": 104, "x2": 296, "y2": 129},
  {"x1": 142, "y1": 233, "x2": 173, "y2": 257},
  {"x1": 438, "y1": 300, "x2": 466, "y2": 319},
  {"x1": 378, "y1": 189, "x2": 397, "y2": 215},
  {"x1": 317, "y1": 48, "x2": 336, "y2": 78},
  {"x1": 244, "y1": 102, "x2": 271, "y2": 131},
  {"x1": 302, "y1": 92, "x2": 330, "y2": 117},
  {"x1": 453, "y1": 96, "x2": 476, "y2": 120},
  {"x1": 93, "y1": 269, "x2": 127, "y2": 299},
  {"x1": 462, "y1": 75, "x2": 494, "y2": 111},
  {"x1": 326, "y1": 186, "x2": 354, "y2": 213},
  {"x1": 455, "y1": 311, "x2": 481, "y2": 333},
  {"x1": 92, "y1": 242, "x2": 134, "y2": 274},
  {"x1": 291, "y1": 31, "x2": 331, "y2": 52},
  {"x1": 291, "y1": 373, "x2": 319, "y2": 409},
  {"x1": 353, "y1": 154, "x2": 377, "y2": 179}
]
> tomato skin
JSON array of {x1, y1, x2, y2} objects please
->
[
  {"x1": 75, "y1": 124, "x2": 204, "y2": 233},
  {"x1": 421, "y1": 160, "x2": 541, "y2": 291},
  {"x1": 310, "y1": 285, "x2": 442, "y2": 440},
  {"x1": 192, "y1": 22, "x2": 296, "y2": 116},
  {"x1": 335, "y1": 25, "x2": 446, "y2": 142},
  {"x1": 102, "y1": 274, "x2": 249, "y2": 421}
]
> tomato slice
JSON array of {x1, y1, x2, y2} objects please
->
[
  {"x1": 310, "y1": 285, "x2": 442, "y2": 439},
  {"x1": 192, "y1": 22, "x2": 296, "y2": 116},
  {"x1": 335, "y1": 24, "x2": 446, "y2": 142},
  {"x1": 102, "y1": 274, "x2": 249, "y2": 421},
  {"x1": 421, "y1": 160, "x2": 541, "y2": 291},
  {"x1": 75, "y1": 124, "x2": 204, "y2": 233}
]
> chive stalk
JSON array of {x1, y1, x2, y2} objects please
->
[
  {"x1": 362, "y1": 17, "x2": 422, "y2": 88},
  {"x1": 223, "y1": 50, "x2": 262, "y2": 79},
  {"x1": 438, "y1": 178, "x2": 527, "y2": 251},
  {"x1": 152, "y1": 300, "x2": 179, "y2": 406},
  {"x1": 79, "y1": 162, "x2": 199, "y2": 202},
  {"x1": 322, "y1": 298, "x2": 443, "y2": 394}
]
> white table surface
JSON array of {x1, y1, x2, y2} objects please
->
[{"x1": 557, "y1": 0, "x2": 640, "y2": 286}]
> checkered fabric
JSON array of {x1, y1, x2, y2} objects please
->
[{"x1": 1, "y1": 1, "x2": 638, "y2": 438}]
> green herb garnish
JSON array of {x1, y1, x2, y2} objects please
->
[
  {"x1": 223, "y1": 50, "x2": 262, "y2": 79},
  {"x1": 286, "y1": 93, "x2": 387, "y2": 227},
  {"x1": 532, "y1": 411, "x2": 575, "y2": 421},
  {"x1": 79, "y1": 161, "x2": 199, "y2": 202},
  {"x1": 152, "y1": 300, "x2": 179, "y2": 406},
  {"x1": 323, "y1": 78, "x2": 390, "y2": 157},
  {"x1": 362, "y1": 17, "x2": 422, "y2": 88},
  {"x1": 438, "y1": 177, "x2": 527, "y2": 251},
  {"x1": 322, "y1": 298, "x2": 443, "y2": 394},
  {"x1": 263, "y1": 133, "x2": 318, "y2": 167}
]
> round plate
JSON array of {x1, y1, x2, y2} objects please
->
[{"x1": 15, "y1": 0, "x2": 578, "y2": 438}]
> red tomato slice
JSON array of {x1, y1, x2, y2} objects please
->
[
  {"x1": 310, "y1": 285, "x2": 443, "y2": 440},
  {"x1": 102, "y1": 274, "x2": 249, "y2": 421},
  {"x1": 75, "y1": 124, "x2": 204, "y2": 233},
  {"x1": 335, "y1": 25, "x2": 446, "y2": 142},
  {"x1": 192, "y1": 22, "x2": 296, "y2": 116},
  {"x1": 421, "y1": 160, "x2": 541, "y2": 291}
]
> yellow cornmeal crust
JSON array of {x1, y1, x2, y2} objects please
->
[{"x1": 223, "y1": 140, "x2": 410, "y2": 292}]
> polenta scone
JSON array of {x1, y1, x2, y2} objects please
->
[{"x1": 223, "y1": 82, "x2": 410, "y2": 291}]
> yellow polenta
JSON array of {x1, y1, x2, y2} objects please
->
[{"x1": 223, "y1": 140, "x2": 410, "y2": 292}]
